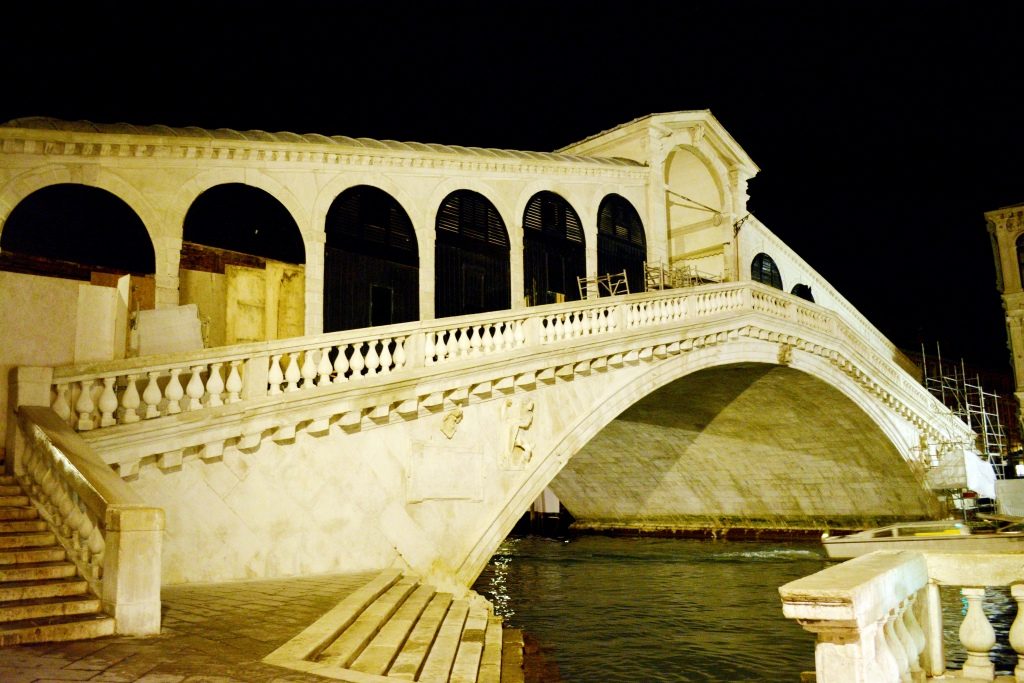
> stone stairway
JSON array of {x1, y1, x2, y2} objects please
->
[
  {"x1": 265, "y1": 570, "x2": 504, "y2": 682},
  {"x1": 0, "y1": 473, "x2": 114, "y2": 646}
]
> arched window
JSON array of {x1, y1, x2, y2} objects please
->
[
  {"x1": 597, "y1": 194, "x2": 646, "y2": 294},
  {"x1": 751, "y1": 253, "x2": 783, "y2": 290},
  {"x1": 1, "y1": 184, "x2": 154, "y2": 277},
  {"x1": 792, "y1": 283, "x2": 814, "y2": 302},
  {"x1": 435, "y1": 190, "x2": 510, "y2": 317},
  {"x1": 324, "y1": 186, "x2": 419, "y2": 331},
  {"x1": 1016, "y1": 234, "x2": 1024, "y2": 292},
  {"x1": 523, "y1": 191, "x2": 585, "y2": 305},
  {"x1": 183, "y1": 184, "x2": 305, "y2": 264}
]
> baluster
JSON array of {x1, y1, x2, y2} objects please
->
[
  {"x1": 481, "y1": 325, "x2": 495, "y2": 353},
  {"x1": 960, "y1": 587, "x2": 995, "y2": 680},
  {"x1": 424, "y1": 332, "x2": 436, "y2": 366},
  {"x1": 379, "y1": 338, "x2": 393, "y2": 374},
  {"x1": 300, "y1": 350, "x2": 318, "y2": 388},
  {"x1": 75, "y1": 379, "x2": 96, "y2": 430},
  {"x1": 874, "y1": 616, "x2": 901, "y2": 682},
  {"x1": 1009, "y1": 584, "x2": 1024, "y2": 681},
  {"x1": 540, "y1": 317, "x2": 552, "y2": 344},
  {"x1": 625, "y1": 304, "x2": 636, "y2": 329},
  {"x1": 205, "y1": 363, "x2": 225, "y2": 407},
  {"x1": 52, "y1": 383, "x2": 72, "y2": 422},
  {"x1": 445, "y1": 329, "x2": 459, "y2": 361},
  {"x1": 471, "y1": 326, "x2": 484, "y2": 356},
  {"x1": 283, "y1": 353, "x2": 302, "y2": 391},
  {"x1": 333, "y1": 344, "x2": 351, "y2": 382},
  {"x1": 98, "y1": 377, "x2": 118, "y2": 427},
  {"x1": 393, "y1": 337, "x2": 407, "y2": 369},
  {"x1": 121, "y1": 374, "x2": 141, "y2": 423},
  {"x1": 184, "y1": 366, "x2": 205, "y2": 410},
  {"x1": 364, "y1": 341, "x2": 381, "y2": 376},
  {"x1": 885, "y1": 609, "x2": 910, "y2": 682},
  {"x1": 897, "y1": 598, "x2": 923, "y2": 680},
  {"x1": 225, "y1": 361, "x2": 243, "y2": 403},
  {"x1": 458, "y1": 327, "x2": 471, "y2": 357},
  {"x1": 571, "y1": 312, "x2": 582, "y2": 337},
  {"x1": 554, "y1": 314, "x2": 565, "y2": 340},
  {"x1": 504, "y1": 321, "x2": 516, "y2": 349},
  {"x1": 317, "y1": 347, "x2": 333, "y2": 385},
  {"x1": 350, "y1": 343, "x2": 366, "y2": 377},
  {"x1": 268, "y1": 354, "x2": 285, "y2": 395},
  {"x1": 143, "y1": 371, "x2": 163, "y2": 417},
  {"x1": 514, "y1": 319, "x2": 526, "y2": 347}
]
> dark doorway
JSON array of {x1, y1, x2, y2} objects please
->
[
  {"x1": 435, "y1": 190, "x2": 510, "y2": 318},
  {"x1": 323, "y1": 185, "x2": 419, "y2": 331},
  {"x1": 597, "y1": 194, "x2": 646, "y2": 294},
  {"x1": 523, "y1": 191, "x2": 585, "y2": 305}
]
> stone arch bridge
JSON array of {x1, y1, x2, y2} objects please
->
[{"x1": 11, "y1": 282, "x2": 972, "y2": 593}]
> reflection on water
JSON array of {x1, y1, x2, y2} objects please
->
[{"x1": 472, "y1": 536, "x2": 826, "y2": 682}]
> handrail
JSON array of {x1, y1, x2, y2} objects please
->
[
  {"x1": 37, "y1": 282, "x2": 964, "y2": 447},
  {"x1": 780, "y1": 549, "x2": 1024, "y2": 682},
  {"x1": 13, "y1": 405, "x2": 163, "y2": 635}
]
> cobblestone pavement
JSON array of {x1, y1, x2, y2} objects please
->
[{"x1": 0, "y1": 571, "x2": 378, "y2": 683}]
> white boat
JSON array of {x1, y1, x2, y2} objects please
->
[{"x1": 821, "y1": 518, "x2": 1024, "y2": 559}]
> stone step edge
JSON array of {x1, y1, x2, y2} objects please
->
[
  {"x1": 263, "y1": 569, "x2": 403, "y2": 670},
  {"x1": 0, "y1": 612, "x2": 115, "y2": 648}
]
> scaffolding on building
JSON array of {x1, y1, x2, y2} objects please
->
[{"x1": 643, "y1": 261, "x2": 721, "y2": 292}]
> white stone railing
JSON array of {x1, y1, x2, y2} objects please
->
[
  {"x1": 38, "y1": 282, "x2": 960, "y2": 443},
  {"x1": 8, "y1": 368, "x2": 164, "y2": 635},
  {"x1": 780, "y1": 550, "x2": 1024, "y2": 682}
]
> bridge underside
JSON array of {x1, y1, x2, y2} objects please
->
[{"x1": 552, "y1": 363, "x2": 942, "y2": 533}]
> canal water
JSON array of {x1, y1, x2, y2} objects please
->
[{"x1": 472, "y1": 535, "x2": 824, "y2": 682}]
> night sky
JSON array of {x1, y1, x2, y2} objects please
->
[{"x1": 2, "y1": 1, "x2": 1021, "y2": 369}]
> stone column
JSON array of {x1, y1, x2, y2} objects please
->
[{"x1": 304, "y1": 231, "x2": 326, "y2": 336}]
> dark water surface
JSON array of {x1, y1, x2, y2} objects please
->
[{"x1": 472, "y1": 535, "x2": 826, "y2": 682}]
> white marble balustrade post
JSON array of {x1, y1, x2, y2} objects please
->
[
  {"x1": 1009, "y1": 584, "x2": 1024, "y2": 682},
  {"x1": 960, "y1": 587, "x2": 996, "y2": 681}
]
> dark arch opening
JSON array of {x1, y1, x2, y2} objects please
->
[
  {"x1": 523, "y1": 191, "x2": 585, "y2": 305},
  {"x1": 597, "y1": 194, "x2": 646, "y2": 294},
  {"x1": 435, "y1": 190, "x2": 510, "y2": 318},
  {"x1": 751, "y1": 252, "x2": 783, "y2": 290},
  {"x1": 324, "y1": 185, "x2": 419, "y2": 331},
  {"x1": 1016, "y1": 234, "x2": 1024, "y2": 291},
  {"x1": 183, "y1": 183, "x2": 305, "y2": 264},
  {"x1": 791, "y1": 283, "x2": 814, "y2": 302},
  {"x1": 1, "y1": 183, "x2": 155, "y2": 277}
]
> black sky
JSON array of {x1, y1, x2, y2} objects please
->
[{"x1": 2, "y1": 1, "x2": 1021, "y2": 369}]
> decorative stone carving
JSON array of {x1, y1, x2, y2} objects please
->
[
  {"x1": 778, "y1": 343, "x2": 793, "y2": 366},
  {"x1": 440, "y1": 409, "x2": 463, "y2": 440},
  {"x1": 502, "y1": 399, "x2": 535, "y2": 469}
]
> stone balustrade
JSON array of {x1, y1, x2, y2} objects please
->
[
  {"x1": 780, "y1": 549, "x2": 1024, "y2": 682},
  {"x1": 42, "y1": 282, "x2": 947, "y2": 440},
  {"x1": 8, "y1": 371, "x2": 163, "y2": 635}
]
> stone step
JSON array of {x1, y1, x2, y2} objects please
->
[
  {"x1": 350, "y1": 583, "x2": 436, "y2": 676},
  {"x1": 0, "y1": 496, "x2": 30, "y2": 507},
  {"x1": 449, "y1": 602, "x2": 491, "y2": 683},
  {"x1": 0, "y1": 476, "x2": 15, "y2": 486},
  {"x1": 0, "y1": 577, "x2": 88, "y2": 602},
  {"x1": 0, "y1": 545, "x2": 66, "y2": 566},
  {"x1": 417, "y1": 599, "x2": 470, "y2": 683},
  {"x1": 477, "y1": 615, "x2": 503, "y2": 683},
  {"x1": 0, "y1": 485, "x2": 22, "y2": 497},
  {"x1": 0, "y1": 506, "x2": 38, "y2": 521},
  {"x1": 0, "y1": 595, "x2": 101, "y2": 623},
  {"x1": 0, "y1": 531, "x2": 56, "y2": 549},
  {"x1": 0, "y1": 519, "x2": 47, "y2": 533},
  {"x1": 318, "y1": 576, "x2": 419, "y2": 668},
  {"x1": 0, "y1": 561, "x2": 77, "y2": 583},
  {"x1": 0, "y1": 612, "x2": 114, "y2": 647},
  {"x1": 388, "y1": 592, "x2": 455, "y2": 680}
]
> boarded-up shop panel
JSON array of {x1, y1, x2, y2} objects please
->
[
  {"x1": 225, "y1": 264, "x2": 266, "y2": 344},
  {"x1": 268, "y1": 261, "x2": 305, "y2": 340},
  {"x1": 180, "y1": 269, "x2": 227, "y2": 347}
]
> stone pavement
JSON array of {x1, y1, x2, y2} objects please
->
[{"x1": 0, "y1": 571, "x2": 382, "y2": 682}]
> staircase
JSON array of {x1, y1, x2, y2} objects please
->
[
  {"x1": 265, "y1": 570, "x2": 505, "y2": 682},
  {"x1": 0, "y1": 473, "x2": 114, "y2": 646}
]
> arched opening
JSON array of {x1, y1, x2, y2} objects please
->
[
  {"x1": 323, "y1": 186, "x2": 419, "y2": 331},
  {"x1": 523, "y1": 191, "x2": 585, "y2": 306},
  {"x1": 751, "y1": 252, "x2": 783, "y2": 290},
  {"x1": 791, "y1": 283, "x2": 814, "y2": 302},
  {"x1": 180, "y1": 183, "x2": 306, "y2": 346},
  {"x1": 663, "y1": 148, "x2": 726, "y2": 278},
  {"x1": 1, "y1": 183, "x2": 155, "y2": 278},
  {"x1": 435, "y1": 190, "x2": 510, "y2": 318},
  {"x1": 597, "y1": 194, "x2": 646, "y2": 295},
  {"x1": 1016, "y1": 234, "x2": 1024, "y2": 291}
]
